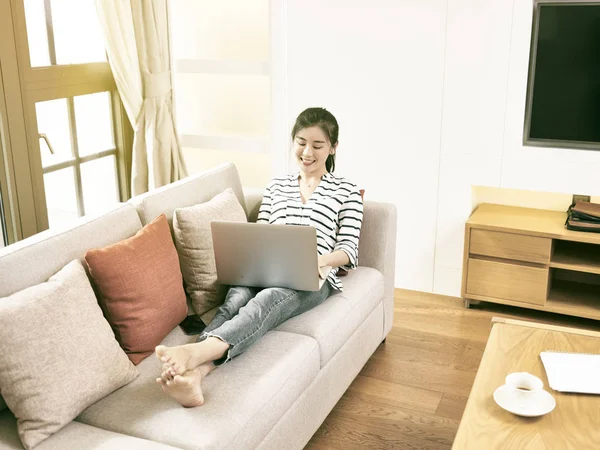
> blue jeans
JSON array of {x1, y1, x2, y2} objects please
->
[{"x1": 197, "y1": 282, "x2": 332, "y2": 365}]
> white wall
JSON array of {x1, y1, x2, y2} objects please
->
[
  {"x1": 281, "y1": 0, "x2": 600, "y2": 295},
  {"x1": 284, "y1": 0, "x2": 447, "y2": 292}
]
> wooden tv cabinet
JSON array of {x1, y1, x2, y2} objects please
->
[{"x1": 462, "y1": 203, "x2": 600, "y2": 320}]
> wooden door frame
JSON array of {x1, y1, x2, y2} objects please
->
[{"x1": 0, "y1": 0, "x2": 38, "y2": 241}]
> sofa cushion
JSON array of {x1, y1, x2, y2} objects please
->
[
  {"x1": 173, "y1": 188, "x2": 247, "y2": 315},
  {"x1": 0, "y1": 260, "x2": 138, "y2": 449},
  {"x1": 85, "y1": 214, "x2": 188, "y2": 365},
  {"x1": 129, "y1": 162, "x2": 247, "y2": 226},
  {"x1": 257, "y1": 303, "x2": 384, "y2": 450},
  {"x1": 76, "y1": 326, "x2": 320, "y2": 450},
  {"x1": 276, "y1": 266, "x2": 384, "y2": 366},
  {"x1": 0, "y1": 410, "x2": 179, "y2": 450}
]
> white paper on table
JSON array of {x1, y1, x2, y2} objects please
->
[{"x1": 540, "y1": 351, "x2": 600, "y2": 394}]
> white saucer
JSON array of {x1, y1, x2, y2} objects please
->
[{"x1": 493, "y1": 384, "x2": 556, "y2": 417}]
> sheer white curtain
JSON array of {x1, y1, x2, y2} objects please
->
[{"x1": 95, "y1": 0, "x2": 187, "y2": 196}]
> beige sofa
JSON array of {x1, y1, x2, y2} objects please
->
[{"x1": 0, "y1": 162, "x2": 397, "y2": 450}]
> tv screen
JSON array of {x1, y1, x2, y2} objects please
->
[{"x1": 525, "y1": 2, "x2": 600, "y2": 149}]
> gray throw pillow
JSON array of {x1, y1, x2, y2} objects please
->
[
  {"x1": 0, "y1": 260, "x2": 138, "y2": 449},
  {"x1": 173, "y1": 188, "x2": 247, "y2": 315}
]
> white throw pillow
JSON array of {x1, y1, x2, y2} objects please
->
[
  {"x1": 0, "y1": 260, "x2": 138, "y2": 449},
  {"x1": 173, "y1": 188, "x2": 247, "y2": 315}
]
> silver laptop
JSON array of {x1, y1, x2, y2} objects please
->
[{"x1": 210, "y1": 221, "x2": 330, "y2": 291}]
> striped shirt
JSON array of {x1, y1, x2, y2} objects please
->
[{"x1": 257, "y1": 171, "x2": 363, "y2": 291}]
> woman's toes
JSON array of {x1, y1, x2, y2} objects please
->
[{"x1": 155, "y1": 345, "x2": 167, "y2": 360}]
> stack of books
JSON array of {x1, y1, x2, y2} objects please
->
[{"x1": 566, "y1": 202, "x2": 600, "y2": 233}]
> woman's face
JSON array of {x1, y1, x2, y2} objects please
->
[{"x1": 292, "y1": 126, "x2": 336, "y2": 177}]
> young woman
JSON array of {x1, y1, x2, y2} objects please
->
[{"x1": 155, "y1": 107, "x2": 364, "y2": 407}]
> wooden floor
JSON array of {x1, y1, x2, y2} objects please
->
[{"x1": 305, "y1": 289, "x2": 600, "y2": 449}]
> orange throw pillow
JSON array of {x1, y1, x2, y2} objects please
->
[{"x1": 85, "y1": 214, "x2": 187, "y2": 365}]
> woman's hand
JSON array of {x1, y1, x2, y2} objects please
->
[
  {"x1": 318, "y1": 251, "x2": 350, "y2": 270},
  {"x1": 318, "y1": 251, "x2": 351, "y2": 279},
  {"x1": 318, "y1": 266, "x2": 329, "y2": 280},
  {"x1": 318, "y1": 255, "x2": 328, "y2": 279}
]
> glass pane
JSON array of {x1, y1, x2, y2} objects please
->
[
  {"x1": 23, "y1": 0, "x2": 52, "y2": 67},
  {"x1": 74, "y1": 92, "x2": 115, "y2": 156},
  {"x1": 44, "y1": 167, "x2": 79, "y2": 230},
  {"x1": 81, "y1": 156, "x2": 119, "y2": 215},
  {"x1": 51, "y1": 0, "x2": 107, "y2": 65},
  {"x1": 35, "y1": 99, "x2": 73, "y2": 168}
]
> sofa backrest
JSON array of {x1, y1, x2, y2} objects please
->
[
  {"x1": 128, "y1": 162, "x2": 246, "y2": 227},
  {"x1": 0, "y1": 204, "x2": 142, "y2": 298}
]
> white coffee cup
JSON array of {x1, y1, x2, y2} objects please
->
[
  {"x1": 494, "y1": 372, "x2": 556, "y2": 417},
  {"x1": 505, "y1": 372, "x2": 544, "y2": 395}
]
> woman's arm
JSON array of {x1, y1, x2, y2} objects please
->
[
  {"x1": 332, "y1": 188, "x2": 364, "y2": 270},
  {"x1": 317, "y1": 187, "x2": 364, "y2": 278}
]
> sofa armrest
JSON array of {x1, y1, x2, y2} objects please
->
[
  {"x1": 359, "y1": 201, "x2": 397, "y2": 337},
  {"x1": 243, "y1": 187, "x2": 264, "y2": 222}
]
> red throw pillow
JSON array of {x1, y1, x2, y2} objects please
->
[{"x1": 85, "y1": 214, "x2": 187, "y2": 364}]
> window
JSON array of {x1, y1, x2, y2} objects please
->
[
  {"x1": 24, "y1": 0, "x2": 107, "y2": 67},
  {"x1": 0, "y1": 0, "x2": 131, "y2": 242},
  {"x1": 35, "y1": 92, "x2": 120, "y2": 229}
]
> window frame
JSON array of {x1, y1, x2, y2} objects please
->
[{"x1": 0, "y1": 0, "x2": 131, "y2": 240}]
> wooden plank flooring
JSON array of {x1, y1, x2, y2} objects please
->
[{"x1": 306, "y1": 289, "x2": 600, "y2": 449}]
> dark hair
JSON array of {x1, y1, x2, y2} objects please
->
[{"x1": 291, "y1": 107, "x2": 338, "y2": 173}]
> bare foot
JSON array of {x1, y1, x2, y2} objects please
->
[
  {"x1": 155, "y1": 338, "x2": 229, "y2": 375},
  {"x1": 155, "y1": 363, "x2": 215, "y2": 407},
  {"x1": 159, "y1": 363, "x2": 176, "y2": 383},
  {"x1": 155, "y1": 344, "x2": 199, "y2": 375}
]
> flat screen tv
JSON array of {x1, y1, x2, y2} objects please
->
[{"x1": 524, "y1": 1, "x2": 600, "y2": 150}]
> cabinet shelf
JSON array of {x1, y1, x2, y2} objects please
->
[
  {"x1": 550, "y1": 241, "x2": 600, "y2": 275},
  {"x1": 547, "y1": 281, "x2": 600, "y2": 321}
]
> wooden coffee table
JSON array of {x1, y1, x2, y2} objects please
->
[{"x1": 453, "y1": 317, "x2": 600, "y2": 449}]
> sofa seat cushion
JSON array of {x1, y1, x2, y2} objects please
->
[
  {"x1": 0, "y1": 410, "x2": 179, "y2": 450},
  {"x1": 276, "y1": 266, "x2": 384, "y2": 367},
  {"x1": 76, "y1": 326, "x2": 320, "y2": 450}
]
